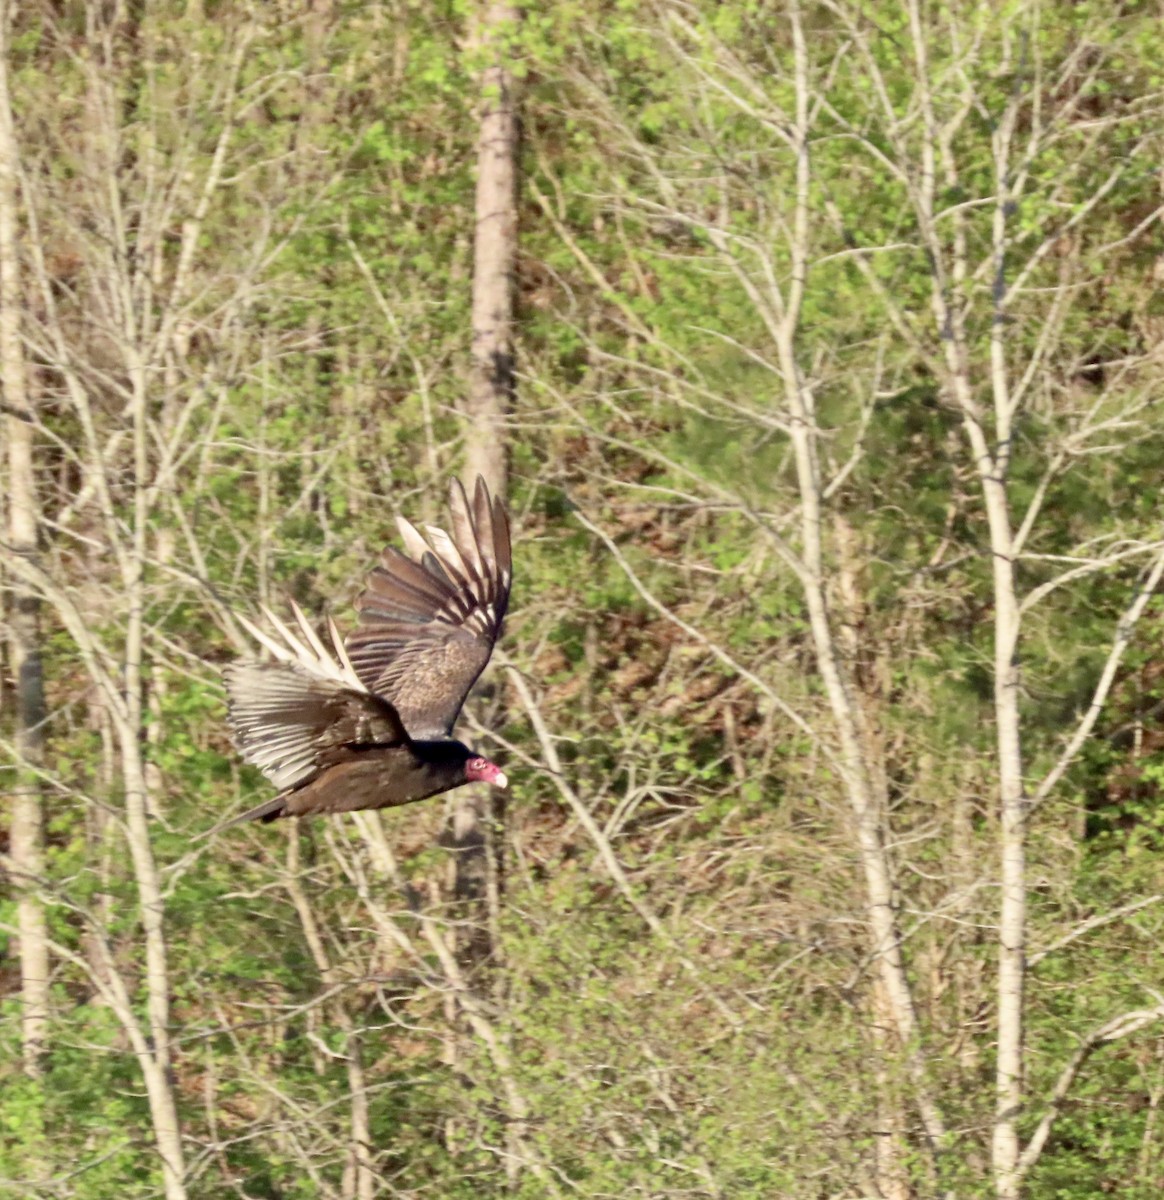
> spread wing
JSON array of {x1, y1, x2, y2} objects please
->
[
  {"x1": 345, "y1": 475, "x2": 512, "y2": 739},
  {"x1": 224, "y1": 603, "x2": 409, "y2": 791}
]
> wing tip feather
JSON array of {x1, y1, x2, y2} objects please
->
[{"x1": 342, "y1": 476, "x2": 513, "y2": 731}]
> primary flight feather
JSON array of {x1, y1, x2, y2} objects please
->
[{"x1": 217, "y1": 476, "x2": 511, "y2": 831}]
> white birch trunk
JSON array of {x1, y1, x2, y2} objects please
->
[
  {"x1": 776, "y1": 6, "x2": 946, "y2": 1154},
  {"x1": 122, "y1": 351, "x2": 188, "y2": 1198},
  {"x1": 0, "y1": 0, "x2": 50, "y2": 1081}
]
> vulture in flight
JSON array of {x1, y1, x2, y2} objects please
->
[{"x1": 216, "y1": 476, "x2": 511, "y2": 830}]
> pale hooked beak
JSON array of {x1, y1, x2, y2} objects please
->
[{"x1": 493, "y1": 771, "x2": 508, "y2": 789}]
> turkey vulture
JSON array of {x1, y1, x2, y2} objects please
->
[{"x1": 215, "y1": 476, "x2": 511, "y2": 831}]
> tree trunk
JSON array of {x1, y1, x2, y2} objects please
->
[
  {"x1": 285, "y1": 833, "x2": 375, "y2": 1200},
  {"x1": 447, "y1": 5, "x2": 520, "y2": 1179},
  {"x1": 0, "y1": 0, "x2": 50, "y2": 1082},
  {"x1": 464, "y1": 1, "x2": 517, "y2": 501},
  {"x1": 988, "y1": 480, "x2": 1025, "y2": 1200},
  {"x1": 123, "y1": 346, "x2": 189, "y2": 1200},
  {"x1": 453, "y1": 0, "x2": 519, "y2": 976}
]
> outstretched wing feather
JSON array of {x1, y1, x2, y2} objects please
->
[
  {"x1": 224, "y1": 661, "x2": 408, "y2": 792},
  {"x1": 346, "y1": 476, "x2": 512, "y2": 739},
  {"x1": 361, "y1": 548, "x2": 470, "y2": 621},
  {"x1": 396, "y1": 515, "x2": 434, "y2": 564},
  {"x1": 449, "y1": 479, "x2": 479, "y2": 574}
]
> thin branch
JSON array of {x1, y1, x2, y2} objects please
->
[
  {"x1": 1016, "y1": 1002, "x2": 1164, "y2": 1180},
  {"x1": 1029, "y1": 896, "x2": 1164, "y2": 969},
  {"x1": 571, "y1": 504, "x2": 828, "y2": 766},
  {"x1": 503, "y1": 658, "x2": 748, "y2": 1029},
  {"x1": 1029, "y1": 543, "x2": 1164, "y2": 813}
]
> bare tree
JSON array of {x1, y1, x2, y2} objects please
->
[
  {"x1": 2, "y1": 8, "x2": 269, "y2": 1195},
  {"x1": 835, "y1": 4, "x2": 1164, "y2": 1190},
  {"x1": 451, "y1": 0, "x2": 519, "y2": 974},
  {"x1": 0, "y1": 0, "x2": 49, "y2": 1082},
  {"x1": 537, "y1": 1, "x2": 1164, "y2": 1193}
]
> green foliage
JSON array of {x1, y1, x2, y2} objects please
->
[{"x1": 4, "y1": 0, "x2": 1164, "y2": 1197}]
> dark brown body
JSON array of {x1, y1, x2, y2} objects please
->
[{"x1": 277, "y1": 741, "x2": 474, "y2": 819}]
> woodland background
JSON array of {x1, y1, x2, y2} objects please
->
[{"x1": 3, "y1": 2, "x2": 1164, "y2": 1198}]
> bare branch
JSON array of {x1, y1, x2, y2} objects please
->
[
  {"x1": 1029, "y1": 896, "x2": 1164, "y2": 969},
  {"x1": 1029, "y1": 544, "x2": 1164, "y2": 813},
  {"x1": 1017, "y1": 1002, "x2": 1164, "y2": 1180}
]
